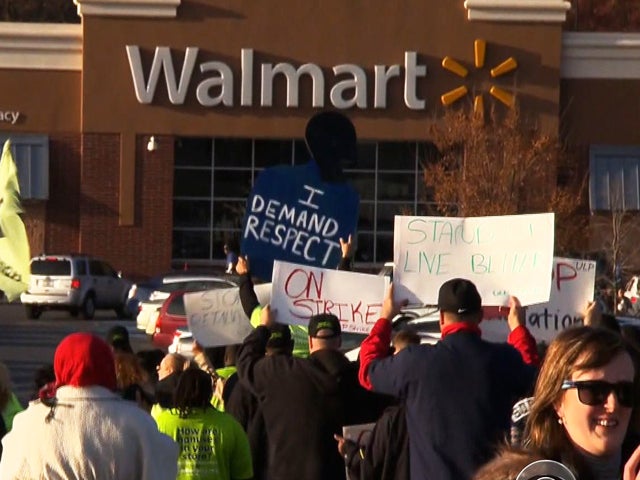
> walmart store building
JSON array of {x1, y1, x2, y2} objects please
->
[{"x1": 0, "y1": 0, "x2": 638, "y2": 279}]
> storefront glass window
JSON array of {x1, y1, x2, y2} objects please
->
[
  {"x1": 174, "y1": 169, "x2": 212, "y2": 197},
  {"x1": 212, "y1": 200, "x2": 246, "y2": 229},
  {"x1": 356, "y1": 142, "x2": 377, "y2": 170},
  {"x1": 254, "y1": 140, "x2": 293, "y2": 167},
  {"x1": 173, "y1": 137, "x2": 434, "y2": 267},
  {"x1": 354, "y1": 233, "x2": 375, "y2": 263},
  {"x1": 375, "y1": 233, "x2": 394, "y2": 263},
  {"x1": 343, "y1": 171, "x2": 376, "y2": 201},
  {"x1": 213, "y1": 170, "x2": 253, "y2": 197},
  {"x1": 214, "y1": 139, "x2": 253, "y2": 167},
  {"x1": 173, "y1": 230, "x2": 211, "y2": 260},
  {"x1": 357, "y1": 203, "x2": 376, "y2": 232},
  {"x1": 377, "y1": 172, "x2": 416, "y2": 201},
  {"x1": 175, "y1": 138, "x2": 212, "y2": 167},
  {"x1": 174, "y1": 200, "x2": 211, "y2": 228},
  {"x1": 378, "y1": 142, "x2": 417, "y2": 170}
]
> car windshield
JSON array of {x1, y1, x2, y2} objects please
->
[
  {"x1": 31, "y1": 259, "x2": 72, "y2": 276},
  {"x1": 341, "y1": 332, "x2": 366, "y2": 353}
]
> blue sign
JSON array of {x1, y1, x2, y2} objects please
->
[{"x1": 241, "y1": 161, "x2": 359, "y2": 281}]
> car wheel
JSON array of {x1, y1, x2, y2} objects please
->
[
  {"x1": 81, "y1": 295, "x2": 96, "y2": 320},
  {"x1": 25, "y1": 305, "x2": 41, "y2": 320}
]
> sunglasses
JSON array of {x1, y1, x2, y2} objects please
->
[{"x1": 561, "y1": 380, "x2": 635, "y2": 408}]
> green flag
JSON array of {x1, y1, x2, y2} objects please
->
[{"x1": 0, "y1": 140, "x2": 30, "y2": 301}]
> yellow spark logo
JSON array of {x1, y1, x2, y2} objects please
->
[{"x1": 441, "y1": 39, "x2": 517, "y2": 114}]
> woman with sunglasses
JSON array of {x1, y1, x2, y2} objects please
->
[{"x1": 525, "y1": 326, "x2": 640, "y2": 479}]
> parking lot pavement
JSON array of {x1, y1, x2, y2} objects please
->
[{"x1": 0, "y1": 303, "x2": 154, "y2": 405}]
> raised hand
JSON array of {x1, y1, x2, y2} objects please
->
[{"x1": 236, "y1": 255, "x2": 249, "y2": 275}]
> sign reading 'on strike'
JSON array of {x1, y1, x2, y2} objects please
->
[
  {"x1": 270, "y1": 260, "x2": 388, "y2": 334},
  {"x1": 393, "y1": 213, "x2": 555, "y2": 306}
]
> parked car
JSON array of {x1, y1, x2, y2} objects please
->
[
  {"x1": 126, "y1": 271, "x2": 239, "y2": 318},
  {"x1": 624, "y1": 276, "x2": 640, "y2": 315},
  {"x1": 20, "y1": 254, "x2": 132, "y2": 320},
  {"x1": 137, "y1": 275, "x2": 238, "y2": 335},
  {"x1": 152, "y1": 290, "x2": 201, "y2": 348},
  {"x1": 125, "y1": 273, "x2": 171, "y2": 319}
]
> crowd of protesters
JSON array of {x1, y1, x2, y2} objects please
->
[{"x1": 2, "y1": 248, "x2": 640, "y2": 480}]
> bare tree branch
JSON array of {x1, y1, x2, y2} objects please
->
[{"x1": 423, "y1": 107, "x2": 586, "y2": 255}]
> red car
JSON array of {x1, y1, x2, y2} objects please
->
[{"x1": 151, "y1": 290, "x2": 192, "y2": 348}]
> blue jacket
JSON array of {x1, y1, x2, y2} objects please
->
[{"x1": 360, "y1": 319, "x2": 537, "y2": 480}]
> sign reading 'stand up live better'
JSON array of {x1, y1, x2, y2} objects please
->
[
  {"x1": 270, "y1": 260, "x2": 388, "y2": 334},
  {"x1": 393, "y1": 213, "x2": 555, "y2": 306}
]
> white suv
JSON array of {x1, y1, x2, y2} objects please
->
[{"x1": 20, "y1": 254, "x2": 132, "y2": 320}]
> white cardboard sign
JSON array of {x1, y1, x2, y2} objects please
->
[
  {"x1": 270, "y1": 260, "x2": 388, "y2": 334},
  {"x1": 184, "y1": 283, "x2": 271, "y2": 347},
  {"x1": 481, "y1": 257, "x2": 596, "y2": 343},
  {"x1": 393, "y1": 213, "x2": 555, "y2": 306}
]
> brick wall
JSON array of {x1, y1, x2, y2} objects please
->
[
  {"x1": 45, "y1": 134, "x2": 81, "y2": 254},
  {"x1": 23, "y1": 200, "x2": 46, "y2": 256},
  {"x1": 76, "y1": 133, "x2": 174, "y2": 280}
]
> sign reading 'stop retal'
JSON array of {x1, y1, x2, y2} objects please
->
[{"x1": 126, "y1": 47, "x2": 428, "y2": 110}]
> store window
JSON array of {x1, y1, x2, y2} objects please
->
[
  {"x1": 173, "y1": 137, "x2": 437, "y2": 267},
  {"x1": 590, "y1": 146, "x2": 640, "y2": 211},
  {"x1": 0, "y1": 134, "x2": 49, "y2": 199}
]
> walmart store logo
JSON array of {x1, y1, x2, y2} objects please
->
[{"x1": 440, "y1": 39, "x2": 517, "y2": 113}]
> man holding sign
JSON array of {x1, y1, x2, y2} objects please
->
[
  {"x1": 240, "y1": 112, "x2": 359, "y2": 282},
  {"x1": 236, "y1": 306, "x2": 387, "y2": 480},
  {"x1": 359, "y1": 279, "x2": 539, "y2": 480}
]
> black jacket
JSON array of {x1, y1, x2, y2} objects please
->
[
  {"x1": 224, "y1": 371, "x2": 267, "y2": 480},
  {"x1": 236, "y1": 325, "x2": 386, "y2": 480},
  {"x1": 343, "y1": 403, "x2": 409, "y2": 480}
]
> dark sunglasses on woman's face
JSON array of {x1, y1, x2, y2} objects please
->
[{"x1": 561, "y1": 380, "x2": 635, "y2": 408}]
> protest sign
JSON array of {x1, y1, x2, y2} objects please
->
[
  {"x1": 240, "y1": 162, "x2": 359, "y2": 282},
  {"x1": 481, "y1": 257, "x2": 596, "y2": 343},
  {"x1": 270, "y1": 260, "x2": 387, "y2": 334},
  {"x1": 342, "y1": 422, "x2": 376, "y2": 480},
  {"x1": 184, "y1": 283, "x2": 271, "y2": 347},
  {"x1": 393, "y1": 213, "x2": 555, "y2": 306}
]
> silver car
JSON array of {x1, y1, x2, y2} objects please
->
[{"x1": 20, "y1": 254, "x2": 132, "y2": 319}]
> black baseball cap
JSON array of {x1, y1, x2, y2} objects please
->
[
  {"x1": 308, "y1": 313, "x2": 342, "y2": 339},
  {"x1": 437, "y1": 278, "x2": 482, "y2": 315},
  {"x1": 266, "y1": 323, "x2": 293, "y2": 350}
]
